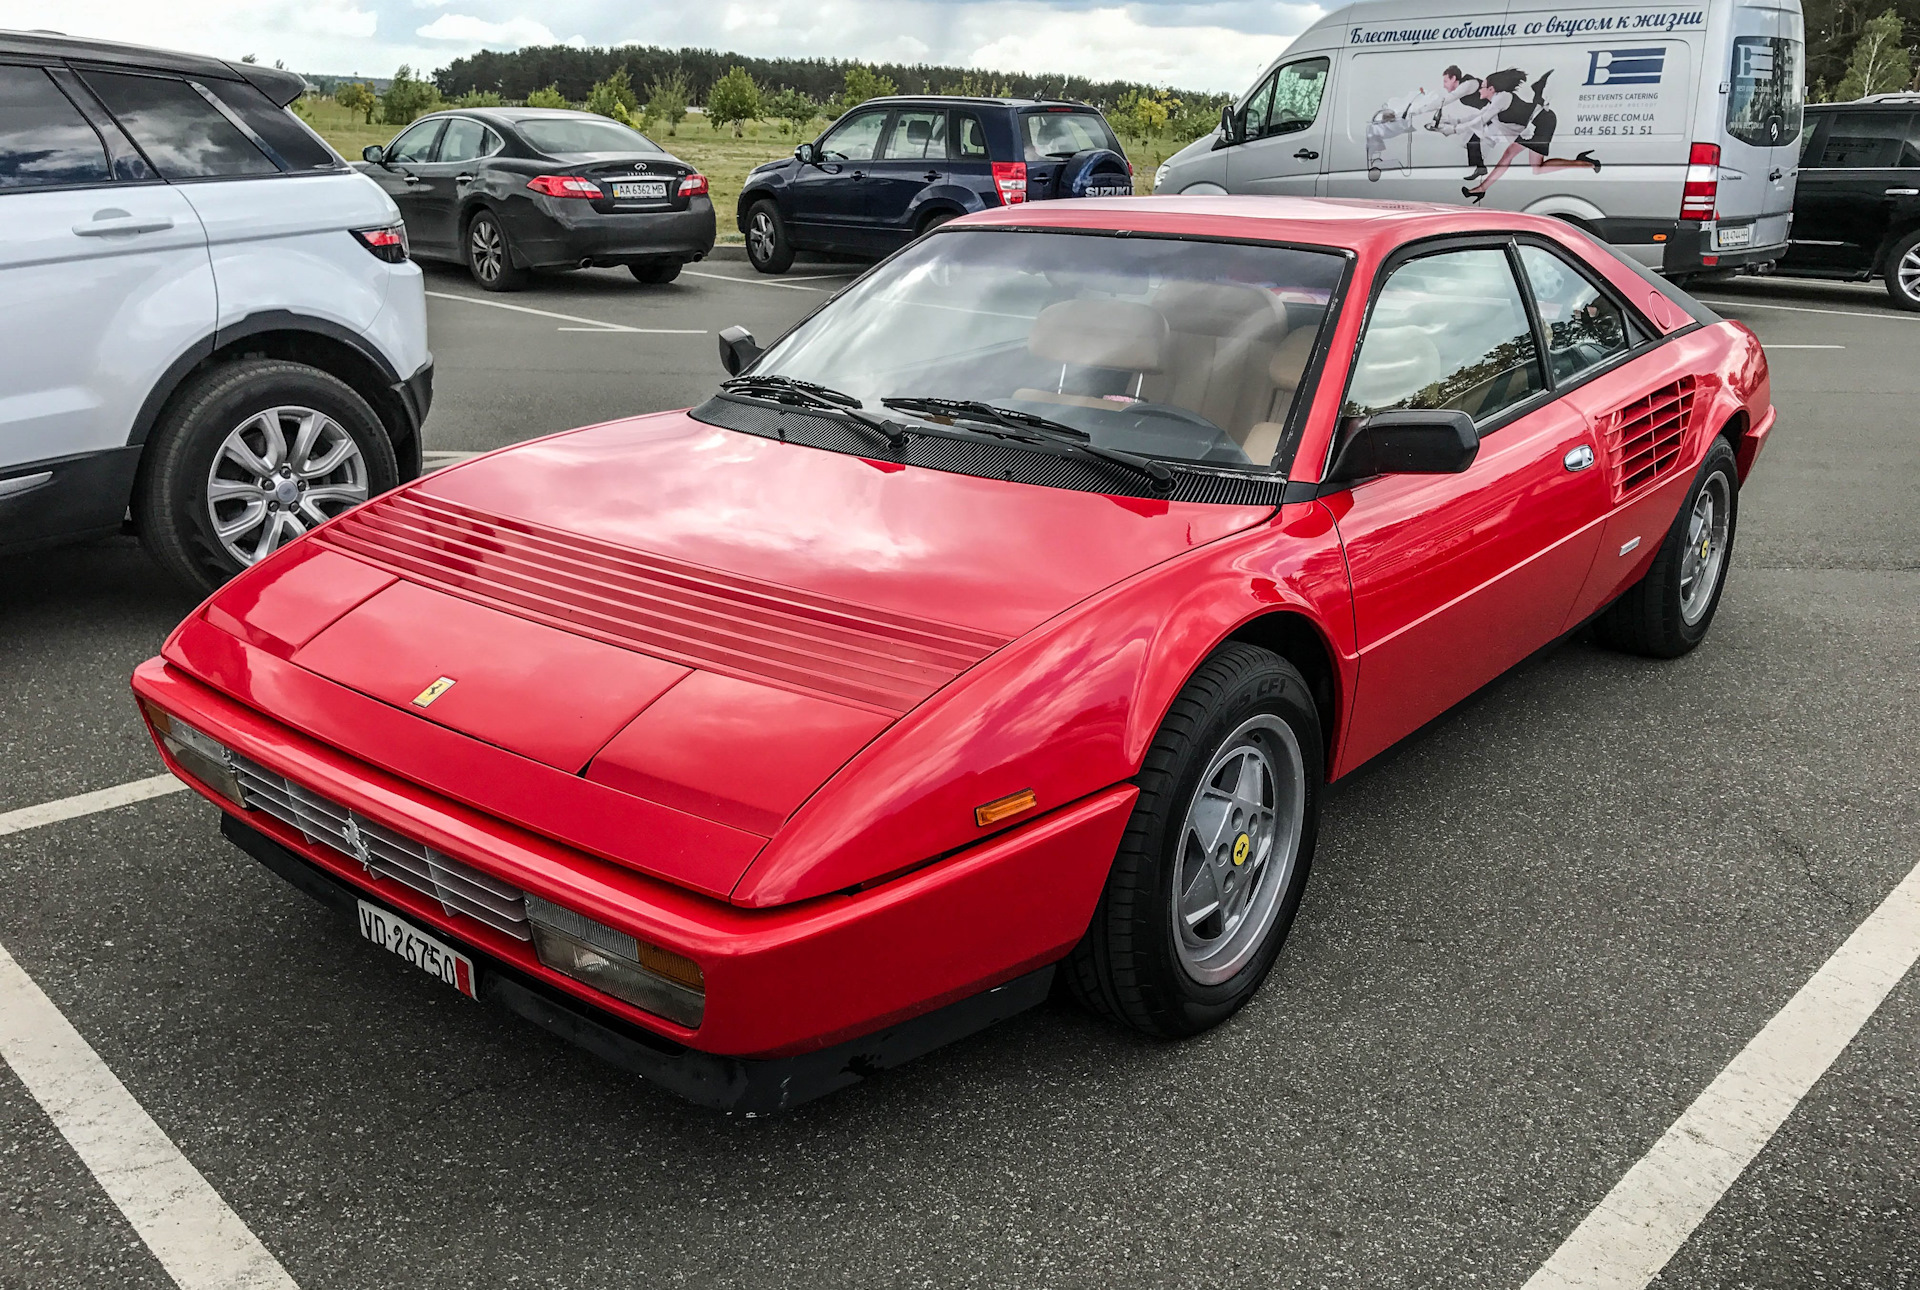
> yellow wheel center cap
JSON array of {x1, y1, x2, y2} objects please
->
[{"x1": 1232, "y1": 833, "x2": 1250, "y2": 866}]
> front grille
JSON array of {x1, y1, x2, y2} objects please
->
[
  {"x1": 231, "y1": 754, "x2": 531, "y2": 941},
  {"x1": 1603, "y1": 376, "x2": 1695, "y2": 499}
]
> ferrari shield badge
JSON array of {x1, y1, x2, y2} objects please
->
[{"x1": 412, "y1": 677, "x2": 456, "y2": 708}]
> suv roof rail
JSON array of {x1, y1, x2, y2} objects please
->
[{"x1": 1853, "y1": 91, "x2": 1920, "y2": 103}]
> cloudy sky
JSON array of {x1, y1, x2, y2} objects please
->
[{"x1": 2, "y1": 0, "x2": 1324, "y2": 92}]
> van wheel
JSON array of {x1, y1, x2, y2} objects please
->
[
  {"x1": 1884, "y1": 229, "x2": 1920, "y2": 311},
  {"x1": 136, "y1": 360, "x2": 398, "y2": 595},
  {"x1": 745, "y1": 201, "x2": 794, "y2": 274},
  {"x1": 466, "y1": 210, "x2": 527, "y2": 291}
]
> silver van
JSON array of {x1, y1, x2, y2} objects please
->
[{"x1": 1155, "y1": 0, "x2": 1806, "y2": 280}]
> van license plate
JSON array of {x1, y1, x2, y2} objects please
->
[
  {"x1": 357, "y1": 900, "x2": 477, "y2": 998},
  {"x1": 1717, "y1": 224, "x2": 1753, "y2": 248},
  {"x1": 612, "y1": 180, "x2": 668, "y2": 199}
]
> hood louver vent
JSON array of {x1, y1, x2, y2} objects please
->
[{"x1": 1602, "y1": 376, "x2": 1696, "y2": 501}]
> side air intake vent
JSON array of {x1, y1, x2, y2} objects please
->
[{"x1": 1603, "y1": 376, "x2": 1695, "y2": 500}]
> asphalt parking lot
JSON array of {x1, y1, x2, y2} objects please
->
[{"x1": 3, "y1": 260, "x2": 1918, "y2": 1289}]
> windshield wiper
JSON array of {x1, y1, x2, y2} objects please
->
[
  {"x1": 882, "y1": 396, "x2": 1176, "y2": 492},
  {"x1": 720, "y1": 376, "x2": 909, "y2": 449}
]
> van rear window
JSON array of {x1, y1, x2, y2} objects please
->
[
  {"x1": 1727, "y1": 36, "x2": 1803, "y2": 148},
  {"x1": 1021, "y1": 110, "x2": 1120, "y2": 161}
]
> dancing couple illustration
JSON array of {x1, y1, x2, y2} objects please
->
[{"x1": 1366, "y1": 64, "x2": 1601, "y2": 200}]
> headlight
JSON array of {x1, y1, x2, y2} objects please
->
[
  {"x1": 524, "y1": 894, "x2": 705, "y2": 1028},
  {"x1": 140, "y1": 701, "x2": 244, "y2": 805},
  {"x1": 1153, "y1": 164, "x2": 1171, "y2": 192}
]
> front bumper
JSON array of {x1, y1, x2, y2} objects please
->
[
  {"x1": 516, "y1": 198, "x2": 717, "y2": 268},
  {"x1": 131, "y1": 649, "x2": 1131, "y2": 1066}
]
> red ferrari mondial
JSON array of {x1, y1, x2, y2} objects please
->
[{"x1": 134, "y1": 197, "x2": 1772, "y2": 1111}]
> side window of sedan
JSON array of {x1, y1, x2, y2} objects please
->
[
  {"x1": 820, "y1": 110, "x2": 887, "y2": 162},
  {"x1": 1517, "y1": 245, "x2": 1636, "y2": 385},
  {"x1": 436, "y1": 118, "x2": 495, "y2": 165},
  {"x1": 1344, "y1": 248, "x2": 1544, "y2": 425},
  {"x1": 386, "y1": 119, "x2": 443, "y2": 164}
]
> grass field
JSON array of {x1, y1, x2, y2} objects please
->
[{"x1": 301, "y1": 96, "x2": 1184, "y2": 245}]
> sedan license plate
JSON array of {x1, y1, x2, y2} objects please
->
[
  {"x1": 611, "y1": 180, "x2": 668, "y2": 200},
  {"x1": 357, "y1": 900, "x2": 476, "y2": 998}
]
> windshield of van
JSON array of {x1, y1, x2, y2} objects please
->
[
  {"x1": 1727, "y1": 36, "x2": 1803, "y2": 147},
  {"x1": 742, "y1": 229, "x2": 1345, "y2": 469}
]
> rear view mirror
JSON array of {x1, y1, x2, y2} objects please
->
[
  {"x1": 794, "y1": 142, "x2": 818, "y2": 165},
  {"x1": 718, "y1": 325, "x2": 761, "y2": 376},
  {"x1": 362, "y1": 144, "x2": 385, "y2": 165},
  {"x1": 1325, "y1": 410, "x2": 1479, "y2": 484}
]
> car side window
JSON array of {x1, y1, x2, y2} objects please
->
[
  {"x1": 1344, "y1": 248, "x2": 1544, "y2": 426},
  {"x1": 953, "y1": 113, "x2": 988, "y2": 159},
  {"x1": 1813, "y1": 112, "x2": 1912, "y2": 168},
  {"x1": 202, "y1": 79, "x2": 337, "y2": 170},
  {"x1": 1518, "y1": 245, "x2": 1634, "y2": 385},
  {"x1": 436, "y1": 117, "x2": 494, "y2": 165},
  {"x1": 820, "y1": 109, "x2": 887, "y2": 162},
  {"x1": 881, "y1": 110, "x2": 947, "y2": 160},
  {"x1": 1238, "y1": 72, "x2": 1277, "y2": 140},
  {"x1": 1262, "y1": 58, "x2": 1330, "y2": 137},
  {"x1": 0, "y1": 64, "x2": 113, "y2": 190},
  {"x1": 385, "y1": 119, "x2": 445, "y2": 164},
  {"x1": 78, "y1": 70, "x2": 278, "y2": 180}
]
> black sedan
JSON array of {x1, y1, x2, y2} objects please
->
[{"x1": 356, "y1": 108, "x2": 716, "y2": 291}]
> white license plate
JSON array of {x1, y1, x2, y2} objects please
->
[
  {"x1": 357, "y1": 900, "x2": 476, "y2": 998},
  {"x1": 1717, "y1": 224, "x2": 1753, "y2": 248},
  {"x1": 611, "y1": 180, "x2": 668, "y2": 200}
]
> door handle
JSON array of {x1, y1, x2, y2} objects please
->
[
  {"x1": 1887, "y1": 187, "x2": 1920, "y2": 196},
  {"x1": 1769, "y1": 167, "x2": 1783, "y2": 181},
  {"x1": 1564, "y1": 444, "x2": 1596, "y2": 472},
  {"x1": 851, "y1": 170, "x2": 867, "y2": 180},
  {"x1": 923, "y1": 171, "x2": 941, "y2": 182},
  {"x1": 73, "y1": 213, "x2": 174, "y2": 237},
  {"x1": 1294, "y1": 148, "x2": 1320, "y2": 161},
  {"x1": 402, "y1": 175, "x2": 425, "y2": 186},
  {"x1": 454, "y1": 173, "x2": 476, "y2": 183}
]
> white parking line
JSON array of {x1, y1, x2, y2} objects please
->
[
  {"x1": 424, "y1": 290, "x2": 705, "y2": 334},
  {"x1": 1524, "y1": 854, "x2": 1920, "y2": 1290},
  {"x1": 0, "y1": 939, "x2": 300, "y2": 1289},
  {"x1": 682, "y1": 269, "x2": 827, "y2": 292},
  {"x1": 0, "y1": 774, "x2": 184, "y2": 838},
  {"x1": 1699, "y1": 297, "x2": 1914, "y2": 321},
  {"x1": 1765, "y1": 344, "x2": 1846, "y2": 349}
]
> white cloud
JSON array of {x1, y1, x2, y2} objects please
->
[{"x1": 415, "y1": 13, "x2": 557, "y2": 46}]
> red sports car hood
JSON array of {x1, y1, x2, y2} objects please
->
[{"x1": 196, "y1": 412, "x2": 1271, "y2": 887}]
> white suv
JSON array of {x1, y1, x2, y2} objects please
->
[{"x1": 0, "y1": 31, "x2": 430, "y2": 593}]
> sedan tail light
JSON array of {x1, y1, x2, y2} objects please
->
[
  {"x1": 350, "y1": 223, "x2": 408, "y2": 263},
  {"x1": 1680, "y1": 142, "x2": 1719, "y2": 221},
  {"x1": 678, "y1": 173, "x2": 709, "y2": 197},
  {"x1": 527, "y1": 174, "x2": 603, "y2": 198},
  {"x1": 991, "y1": 161, "x2": 1028, "y2": 206}
]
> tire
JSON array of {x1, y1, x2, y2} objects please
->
[
  {"x1": 916, "y1": 210, "x2": 957, "y2": 238},
  {"x1": 1883, "y1": 228, "x2": 1920, "y2": 312},
  {"x1": 1594, "y1": 436, "x2": 1739, "y2": 658},
  {"x1": 465, "y1": 209, "x2": 527, "y2": 291},
  {"x1": 1064, "y1": 643, "x2": 1322, "y2": 1039},
  {"x1": 135, "y1": 359, "x2": 399, "y2": 596},
  {"x1": 629, "y1": 260, "x2": 682, "y2": 285},
  {"x1": 744, "y1": 200, "x2": 794, "y2": 274}
]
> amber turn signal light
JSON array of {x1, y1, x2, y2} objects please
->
[{"x1": 974, "y1": 788, "x2": 1037, "y2": 828}]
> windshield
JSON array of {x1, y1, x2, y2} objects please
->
[
  {"x1": 749, "y1": 230, "x2": 1345, "y2": 468},
  {"x1": 517, "y1": 117, "x2": 663, "y2": 155},
  {"x1": 1022, "y1": 110, "x2": 1122, "y2": 160}
]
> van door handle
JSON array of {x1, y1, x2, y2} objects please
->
[
  {"x1": 1294, "y1": 148, "x2": 1319, "y2": 160},
  {"x1": 1564, "y1": 444, "x2": 1595, "y2": 472},
  {"x1": 1769, "y1": 167, "x2": 1783, "y2": 181},
  {"x1": 73, "y1": 212, "x2": 174, "y2": 237},
  {"x1": 1888, "y1": 187, "x2": 1920, "y2": 196}
]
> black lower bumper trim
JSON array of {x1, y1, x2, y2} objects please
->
[{"x1": 222, "y1": 814, "x2": 1054, "y2": 1113}]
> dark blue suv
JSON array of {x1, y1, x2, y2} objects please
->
[{"x1": 737, "y1": 96, "x2": 1132, "y2": 273}]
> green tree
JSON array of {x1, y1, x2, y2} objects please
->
[
  {"x1": 705, "y1": 65, "x2": 762, "y2": 136},
  {"x1": 454, "y1": 89, "x2": 504, "y2": 107},
  {"x1": 380, "y1": 65, "x2": 443, "y2": 125},
  {"x1": 950, "y1": 71, "x2": 1011, "y2": 98},
  {"x1": 335, "y1": 81, "x2": 378, "y2": 125},
  {"x1": 644, "y1": 72, "x2": 690, "y2": 134},
  {"x1": 764, "y1": 87, "x2": 817, "y2": 135},
  {"x1": 834, "y1": 64, "x2": 898, "y2": 115},
  {"x1": 1116, "y1": 88, "x2": 1174, "y2": 140},
  {"x1": 525, "y1": 84, "x2": 569, "y2": 108},
  {"x1": 1835, "y1": 8, "x2": 1913, "y2": 97},
  {"x1": 585, "y1": 67, "x2": 638, "y2": 119}
]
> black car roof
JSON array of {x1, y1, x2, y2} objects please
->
[
  {"x1": 0, "y1": 28, "x2": 306, "y2": 105},
  {"x1": 853, "y1": 95, "x2": 1099, "y2": 110}
]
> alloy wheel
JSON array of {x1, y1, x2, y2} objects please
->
[
  {"x1": 1678, "y1": 469, "x2": 1731, "y2": 625},
  {"x1": 204, "y1": 406, "x2": 369, "y2": 567},
  {"x1": 470, "y1": 218, "x2": 503, "y2": 283},
  {"x1": 1172, "y1": 714, "x2": 1307, "y2": 985},
  {"x1": 1899, "y1": 243, "x2": 1920, "y2": 306},
  {"x1": 748, "y1": 210, "x2": 776, "y2": 264}
]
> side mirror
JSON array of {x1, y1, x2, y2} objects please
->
[
  {"x1": 1325, "y1": 410, "x2": 1479, "y2": 484},
  {"x1": 362, "y1": 144, "x2": 386, "y2": 165},
  {"x1": 718, "y1": 325, "x2": 761, "y2": 376},
  {"x1": 1212, "y1": 104, "x2": 1240, "y2": 150},
  {"x1": 794, "y1": 142, "x2": 818, "y2": 165}
]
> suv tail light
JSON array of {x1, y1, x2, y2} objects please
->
[
  {"x1": 1680, "y1": 142, "x2": 1719, "y2": 220},
  {"x1": 678, "y1": 173, "x2": 709, "y2": 197},
  {"x1": 527, "y1": 174, "x2": 603, "y2": 198},
  {"x1": 350, "y1": 223, "x2": 408, "y2": 263},
  {"x1": 991, "y1": 161, "x2": 1028, "y2": 206}
]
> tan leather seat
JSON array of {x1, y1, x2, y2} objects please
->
[
  {"x1": 1016, "y1": 298, "x2": 1169, "y2": 410},
  {"x1": 1142, "y1": 282, "x2": 1290, "y2": 440}
]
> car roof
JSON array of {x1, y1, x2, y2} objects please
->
[
  {"x1": 854, "y1": 95, "x2": 1099, "y2": 110},
  {"x1": 959, "y1": 194, "x2": 1582, "y2": 256},
  {"x1": 0, "y1": 27, "x2": 305, "y2": 105}
]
